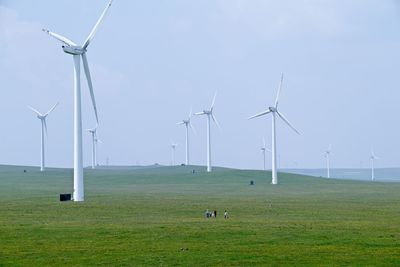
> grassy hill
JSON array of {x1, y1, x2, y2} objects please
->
[{"x1": 0, "y1": 165, "x2": 399, "y2": 266}]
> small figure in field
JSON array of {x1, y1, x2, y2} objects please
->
[
  {"x1": 213, "y1": 210, "x2": 217, "y2": 218},
  {"x1": 205, "y1": 209, "x2": 210, "y2": 218},
  {"x1": 224, "y1": 210, "x2": 229, "y2": 219}
]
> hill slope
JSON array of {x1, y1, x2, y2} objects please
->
[{"x1": 0, "y1": 165, "x2": 399, "y2": 266}]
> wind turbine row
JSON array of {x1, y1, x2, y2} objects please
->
[
  {"x1": 176, "y1": 94, "x2": 220, "y2": 172},
  {"x1": 175, "y1": 76, "x2": 297, "y2": 182},
  {"x1": 42, "y1": 0, "x2": 114, "y2": 201},
  {"x1": 322, "y1": 146, "x2": 380, "y2": 181}
]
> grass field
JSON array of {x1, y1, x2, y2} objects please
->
[{"x1": 0, "y1": 164, "x2": 400, "y2": 266}]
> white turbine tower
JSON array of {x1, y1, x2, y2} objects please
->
[
  {"x1": 177, "y1": 108, "x2": 196, "y2": 165},
  {"x1": 28, "y1": 103, "x2": 59, "y2": 172},
  {"x1": 261, "y1": 138, "x2": 271, "y2": 171},
  {"x1": 249, "y1": 74, "x2": 299, "y2": 184},
  {"x1": 370, "y1": 148, "x2": 379, "y2": 181},
  {"x1": 87, "y1": 127, "x2": 100, "y2": 169},
  {"x1": 171, "y1": 142, "x2": 178, "y2": 166},
  {"x1": 324, "y1": 144, "x2": 332, "y2": 178},
  {"x1": 43, "y1": 0, "x2": 114, "y2": 201},
  {"x1": 195, "y1": 93, "x2": 220, "y2": 172}
]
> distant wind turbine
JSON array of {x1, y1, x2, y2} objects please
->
[
  {"x1": 261, "y1": 138, "x2": 271, "y2": 171},
  {"x1": 43, "y1": 0, "x2": 114, "y2": 201},
  {"x1": 195, "y1": 93, "x2": 220, "y2": 172},
  {"x1": 249, "y1": 74, "x2": 300, "y2": 184},
  {"x1": 177, "y1": 108, "x2": 196, "y2": 165},
  {"x1": 370, "y1": 148, "x2": 379, "y2": 181},
  {"x1": 171, "y1": 142, "x2": 178, "y2": 166},
  {"x1": 87, "y1": 126, "x2": 102, "y2": 169},
  {"x1": 28, "y1": 103, "x2": 59, "y2": 172},
  {"x1": 324, "y1": 144, "x2": 332, "y2": 178}
]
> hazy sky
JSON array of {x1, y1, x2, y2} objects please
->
[{"x1": 1, "y1": 0, "x2": 400, "y2": 170}]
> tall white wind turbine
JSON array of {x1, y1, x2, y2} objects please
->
[
  {"x1": 249, "y1": 74, "x2": 299, "y2": 184},
  {"x1": 87, "y1": 126, "x2": 100, "y2": 169},
  {"x1": 171, "y1": 142, "x2": 178, "y2": 166},
  {"x1": 195, "y1": 93, "x2": 220, "y2": 172},
  {"x1": 43, "y1": 0, "x2": 114, "y2": 201},
  {"x1": 177, "y1": 108, "x2": 196, "y2": 165},
  {"x1": 370, "y1": 148, "x2": 379, "y2": 181},
  {"x1": 324, "y1": 144, "x2": 332, "y2": 178},
  {"x1": 28, "y1": 103, "x2": 59, "y2": 172},
  {"x1": 261, "y1": 138, "x2": 271, "y2": 171}
]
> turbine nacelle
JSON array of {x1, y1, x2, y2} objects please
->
[
  {"x1": 269, "y1": 107, "x2": 277, "y2": 112},
  {"x1": 62, "y1": 45, "x2": 86, "y2": 55}
]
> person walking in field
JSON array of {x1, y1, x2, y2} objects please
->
[
  {"x1": 213, "y1": 210, "x2": 217, "y2": 218},
  {"x1": 205, "y1": 209, "x2": 210, "y2": 218},
  {"x1": 224, "y1": 210, "x2": 229, "y2": 219}
]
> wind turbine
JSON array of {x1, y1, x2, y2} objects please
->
[
  {"x1": 195, "y1": 93, "x2": 220, "y2": 172},
  {"x1": 28, "y1": 103, "x2": 59, "y2": 172},
  {"x1": 249, "y1": 74, "x2": 299, "y2": 184},
  {"x1": 171, "y1": 142, "x2": 178, "y2": 166},
  {"x1": 177, "y1": 108, "x2": 196, "y2": 165},
  {"x1": 87, "y1": 126, "x2": 101, "y2": 169},
  {"x1": 324, "y1": 144, "x2": 332, "y2": 178},
  {"x1": 370, "y1": 148, "x2": 379, "y2": 181},
  {"x1": 261, "y1": 138, "x2": 271, "y2": 171},
  {"x1": 43, "y1": 0, "x2": 114, "y2": 201}
]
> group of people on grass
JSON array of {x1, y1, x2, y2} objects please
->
[{"x1": 205, "y1": 209, "x2": 229, "y2": 219}]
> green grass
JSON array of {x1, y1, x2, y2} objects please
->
[{"x1": 0, "y1": 164, "x2": 400, "y2": 266}]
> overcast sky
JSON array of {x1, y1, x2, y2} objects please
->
[{"x1": 1, "y1": 0, "x2": 400, "y2": 170}]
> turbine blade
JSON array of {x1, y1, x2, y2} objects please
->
[
  {"x1": 188, "y1": 107, "x2": 193, "y2": 119},
  {"x1": 189, "y1": 122, "x2": 197, "y2": 134},
  {"x1": 82, "y1": 0, "x2": 114, "y2": 49},
  {"x1": 45, "y1": 102, "x2": 59, "y2": 116},
  {"x1": 176, "y1": 121, "x2": 185, "y2": 125},
  {"x1": 248, "y1": 110, "x2": 271, "y2": 120},
  {"x1": 43, "y1": 119, "x2": 48, "y2": 135},
  {"x1": 263, "y1": 137, "x2": 266, "y2": 148},
  {"x1": 28, "y1": 106, "x2": 43, "y2": 116},
  {"x1": 194, "y1": 111, "x2": 205, "y2": 116},
  {"x1": 42, "y1": 29, "x2": 76, "y2": 46},
  {"x1": 276, "y1": 111, "x2": 300, "y2": 135},
  {"x1": 82, "y1": 53, "x2": 99, "y2": 123},
  {"x1": 274, "y1": 73, "x2": 284, "y2": 108},
  {"x1": 211, "y1": 113, "x2": 221, "y2": 129},
  {"x1": 211, "y1": 92, "x2": 217, "y2": 110}
]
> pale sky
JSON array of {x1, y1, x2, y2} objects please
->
[{"x1": 1, "y1": 0, "x2": 400, "y2": 170}]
